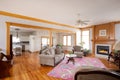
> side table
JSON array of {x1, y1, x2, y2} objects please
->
[{"x1": 66, "y1": 54, "x2": 77, "y2": 64}]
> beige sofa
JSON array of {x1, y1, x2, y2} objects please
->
[{"x1": 39, "y1": 46, "x2": 64, "y2": 66}]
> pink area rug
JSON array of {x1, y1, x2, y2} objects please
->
[{"x1": 47, "y1": 57, "x2": 106, "y2": 80}]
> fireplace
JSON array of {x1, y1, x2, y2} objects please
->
[{"x1": 95, "y1": 44, "x2": 111, "y2": 55}]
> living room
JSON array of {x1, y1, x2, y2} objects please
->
[{"x1": 0, "y1": 0, "x2": 120, "y2": 80}]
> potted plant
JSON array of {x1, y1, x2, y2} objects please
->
[
  {"x1": 83, "y1": 49, "x2": 90, "y2": 56},
  {"x1": 56, "y1": 43, "x2": 63, "y2": 48}
]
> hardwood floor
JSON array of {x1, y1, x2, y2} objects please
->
[
  {"x1": 1, "y1": 52, "x2": 61, "y2": 80},
  {"x1": 88, "y1": 54, "x2": 119, "y2": 70},
  {"x1": 0, "y1": 52, "x2": 119, "y2": 80}
]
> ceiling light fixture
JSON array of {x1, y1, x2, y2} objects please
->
[{"x1": 76, "y1": 13, "x2": 89, "y2": 27}]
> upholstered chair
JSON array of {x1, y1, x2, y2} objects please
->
[
  {"x1": 73, "y1": 46, "x2": 84, "y2": 57},
  {"x1": 108, "y1": 41, "x2": 120, "y2": 69},
  {"x1": 0, "y1": 52, "x2": 13, "y2": 78},
  {"x1": 14, "y1": 47, "x2": 22, "y2": 55}
]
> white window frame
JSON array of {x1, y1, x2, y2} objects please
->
[
  {"x1": 81, "y1": 29, "x2": 90, "y2": 49},
  {"x1": 63, "y1": 35, "x2": 72, "y2": 46}
]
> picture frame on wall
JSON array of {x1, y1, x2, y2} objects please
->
[{"x1": 99, "y1": 30, "x2": 106, "y2": 36}]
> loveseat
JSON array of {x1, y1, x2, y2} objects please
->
[{"x1": 39, "y1": 46, "x2": 64, "y2": 66}]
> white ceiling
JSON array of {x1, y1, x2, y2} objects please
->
[{"x1": 0, "y1": 0, "x2": 120, "y2": 27}]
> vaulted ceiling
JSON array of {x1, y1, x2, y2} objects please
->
[{"x1": 0, "y1": 0, "x2": 120, "y2": 28}]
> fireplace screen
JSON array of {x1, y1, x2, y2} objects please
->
[{"x1": 97, "y1": 46, "x2": 109, "y2": 55}]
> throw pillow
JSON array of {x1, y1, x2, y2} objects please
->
[
  {"x1": 45, "y1": 49, "x2": 51, "y2": 55},
  {"x1": 39, "y1": 46, "x2": 49, "y2": 54},
  {"x1": 49, "y1": 48, "x2": 55, "y2": 55},
  {"x1": 55, "y1": 47, "x2": 62, "y2": 54}
]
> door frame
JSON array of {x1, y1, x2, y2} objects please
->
[{"x1": 6, "y1": 22, "x2": 75, "y2": 55}]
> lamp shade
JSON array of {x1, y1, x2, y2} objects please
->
[{"x1": 113, "y1": 41, "x2": 120, "y2": 50}]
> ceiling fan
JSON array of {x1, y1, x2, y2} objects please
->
[{"x1": 76, "y1": 13, "x2": 89, "y2": 27}]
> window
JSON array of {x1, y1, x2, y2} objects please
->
[
  {"x1": 81, "y1": 30, "x2": 89, "y2": 49},
  {"x1": 41, "y1": 36, "x2": 49, "y2": 48},
  {"x1": 63, "y1": 36, "x2": 67, "y2": 45},
  {"x1": 12, "y1": 36, "x2": 20, "y2": 43},
  {"x1": 76, "y1": 30, "x2": 81, "y2": 45},
  {"x1": 63, "y1": 35, "x2": 71, "y2": 46}
]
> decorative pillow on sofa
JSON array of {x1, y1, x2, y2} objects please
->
[
  {"x1": 49, "y1": 47, "x2": 55, "y2": 55},
  {"x1": 55, "y1": 46, "x2": 62, "y2": 54},
  {"x1": 45, "y1": 49, "x2": 51, "y2": 55},
  {"x1": 40, "y1": 48, "x2": 50, "y2": 55},
  {"x1": 39, "y1": 46, "x2": 49, "y2": 54}
]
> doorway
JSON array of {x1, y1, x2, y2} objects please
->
[
  {"x1": 6, "y1": 22, "x2": 74, "y2": 55},
  {"x1": 41, "y1": 36, "x2": 49, "y2": 49}
]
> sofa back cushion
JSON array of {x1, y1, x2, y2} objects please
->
[
  {"x1": 39, "y1": 46, "x2": 48, "y2": 54},
  {"x1": 41, "y1": 49, "x2": 48, "y2": 54},
  {"x1": 55, "y1": 46, "x2": 62, "y2": 54},
  {"x1": 45, "y1": 49, "x2": 51, "y2": 55},
  {"x1": 49, "y1": 47, "x2": 55, "y2": 55}
]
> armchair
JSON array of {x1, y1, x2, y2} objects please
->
[
  {"x1": 0, "y1": 52, "x2": 13, "y2": 78},
  {"x1": 108, "y1": 41, "x2": 120, "y2": 69},
  {"x1": 14, "y1": 47, "x2": 22, "y2": 56},
  {"x1": 0, "y1": 51, "x2": 13, "y2": 65},
  {"x1": 108, "y1": 51, "x2": 120, "y2": 69},
  {"x1": 73, "y1": 46, "x2": 84, "y2": 57}
]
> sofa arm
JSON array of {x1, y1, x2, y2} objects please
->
[{"x1": 39, "y1": 54, "x2": 55, "y2": 66}]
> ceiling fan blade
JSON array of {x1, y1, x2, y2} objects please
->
[
  {"x1": 81, "y1": 20, "x2": 89, "y2": 22},
  {"x1": 76, "y1": 22, "x2": 87, "y2": 27},
  {"x1": 79, "y1": 21, "x2": 87, "y2": 25},
  {"x1": 77, "y1": 19, "x2": 82, "y2": 23},
  {"x1": 84, "y1": 20, "x2": 90, "y2": 22},
  {"x1": 83, "y1": 22, "x2": 88, "y2": 25},
  {"x1": 76, "y1": 14, "x2": 90, "y2": 27}
]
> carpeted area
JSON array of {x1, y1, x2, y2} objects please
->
[{"x1": 47, "y1": 57, "x2": 106, "y2": 80}]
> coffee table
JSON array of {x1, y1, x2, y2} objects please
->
[{"x1": 66, "y1": 54, "x2": 77, "y2": 64}]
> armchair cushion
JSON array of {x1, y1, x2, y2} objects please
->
[
  {"x1": 73, "y1": 46, "x2": 83, "y2": 57},
  {"x1": 45, "y1": 49, "x2": 51, "y2": 55},
  {"x1": 49, "y1": 47, "x2": 55, "y2": 55},
  {"x1": 74, "y1": 52, "x2": 84, "y2": 58},
  {"x1": 55, "y1": 46, "x2": 62, "y2": 54}
]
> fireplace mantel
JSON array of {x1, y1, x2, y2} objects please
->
[{"x1": 92, "y1": 22, "x2": 116, "y2": 54}]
